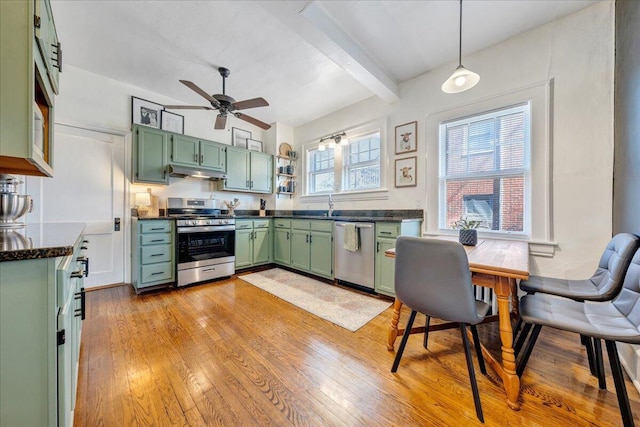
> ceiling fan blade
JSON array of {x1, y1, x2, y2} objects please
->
[
  {"x1": 179, "y1": 80, "x2": 220, "y2": 107},
  {"x1": 236, "y1": 112, "x2": 271, "y2": 130},
  {"x1": 164, "y1": 105, "x2": 214, "y2": 110},
  {"x1": 232, "y1": 97, "x2": 269, "y2": 111},
  {"x1": 215, "y1": 114, "x2": 227, "y2": 130}
]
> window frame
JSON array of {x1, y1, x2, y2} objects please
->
[
  {"x1": 343, "y1": 130, "x2": 381, "y2": 192},
  {"x1": 301, "y1": 119, "x2": 388, "y2": 199},
  {"x1": 425, "y1": 81, "x2": 553, "y2": 246},
  {"x1": 438, "y1": 103, "x2": 531, "y2": 237}
]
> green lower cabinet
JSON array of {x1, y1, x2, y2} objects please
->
[
  {"x1": 290, "y1": 229, "x2": 311, "y2": 271},
  {"x1": 373, "y1": 221, "x2": 422, "y2": 297},
  {"x1": 131, "y1": 219, "x2": 175, "y2": 291},
  {"x1": 310, "y1": 231, "x2": 333, "y2": 279},
  {"x1": 273, "y1": 228, "x2": 291, "y2": 265},
  {"x1": 0, "y1": 232, "x2": 85, "y2": 427},
  {"x1": 374, "y1": 238, "x2": 397, "y2": 296},
  {"x1": 235, "y1": 219, "x2": 272, "y2": 269},
  {"x1": 253, "y1": 227, "x2": 270, "y2": 264},
  {"x1": 288, "y1": 220, "x2": 333, "y2": 279},
  {"x1": 235, "y1": 228, "x2": 253, "y2": 269}
]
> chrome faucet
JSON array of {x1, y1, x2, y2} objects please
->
[{"x1": 328, "y1": 194, "x2": 334, "y2": 217}]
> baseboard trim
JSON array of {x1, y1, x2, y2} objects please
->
[{"x1": 86, "y1": 282, "x2": 127, "y2": 292}]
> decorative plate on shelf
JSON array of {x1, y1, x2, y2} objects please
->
[{"x1": 279, "y1": 142, "x2": 292, "y2": 156}]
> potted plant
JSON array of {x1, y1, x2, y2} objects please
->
[{"x1": 451, "y1": 216, "x2": 481, "y2": 246}]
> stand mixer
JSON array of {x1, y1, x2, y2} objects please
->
[{"x1": 0, "y1": 174, "x2": 33, "y2": 229}]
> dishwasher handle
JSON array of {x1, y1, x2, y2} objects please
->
[{"x1": 335, "y1": 222, "x2": 374, "y2": 229}]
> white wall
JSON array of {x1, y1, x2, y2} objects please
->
[
  {"x1": 55, "y1": 65, "x2": 278, "y2": 212},
  {"x1": 293, "y1": 2, "x2": 615, "y2": 278}
]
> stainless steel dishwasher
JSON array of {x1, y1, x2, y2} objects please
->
[{"x1": 334, "y1": 222, "x2": 375, "y2": 290}]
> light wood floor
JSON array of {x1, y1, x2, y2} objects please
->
[{"x1": 74, "y1": 275, "x2": 640, "y2": 426}]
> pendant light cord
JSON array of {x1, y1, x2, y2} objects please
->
[{"x1": 458, "y1": 0, "x2": 463, "y2": 67}]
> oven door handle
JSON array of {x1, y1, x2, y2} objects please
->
[{"x1": 177, "y1": 225, "x2": 236, "y2": 233}]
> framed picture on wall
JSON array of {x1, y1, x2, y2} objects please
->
[
  {"x1": 395, "y1": 156, "x2": 417, "y2": 188},
  {"x1": 161, "y1": 110, "x2": 184, "y2": 134},
  {"x1": 131, "y1": 96, "x2": 163, "y2": 129},
  {"x1": 247, "y1": 138, "x2": 263, "y2": 152},
  {"x1": 395, "y1": 121, "x2": 417, "y2": 154},
  {"x1": 232, "y1": 127, "x2": 252, "y2": 149}
]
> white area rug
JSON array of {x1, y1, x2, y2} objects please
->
[{"x1": 239, "y1": 268, "x2": 391, "y2": 332}]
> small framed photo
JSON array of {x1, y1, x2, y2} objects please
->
[
  {"x1": 161, "y1": 110, "x2": 184, "y2": 134},
  {"x1": 247, "y1": 138, "x2": 263, "y2": 152},
  {"x1": 395, "y1": 121, "x2": 417, "y2": 154},
  {"x1": 132, "y1": 96, "x2": 163, "y2": 129},
  {"x1": 232, "y1": 127, "x2": 252, "y2": 149},
  {"x1": 395, "y1": 156, "x2": 417, "y2": 188}
]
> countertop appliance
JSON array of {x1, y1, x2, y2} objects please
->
[
  {"x1": 0, "y1": 174, "x2": 32, "y2": 229},
  {"x1": 334, "y1": 221, "x2": 375, "y2": 290},
  {"x1": 167, "y1": 197, "x2": 235, "y2": 287}
]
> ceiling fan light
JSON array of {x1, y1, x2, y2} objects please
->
[{"x1": 441, "y1": 65, "x2": 480, "y2": 93}]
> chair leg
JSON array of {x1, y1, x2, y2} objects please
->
[
  {"x1": 391, "y1": 310, "x2": 417, "y2": 373},
  {"x1": 605, "y1": 340, "x2": 635, "y2": 427},
  {"x1": 459, "y1": 324, "x2": 484, "y2": 423},
  {"x1": 516, "y1": 324, "x2": 542, "y2": 377},
  {"x1": 423, "y1": 316, "x2": 431, "y2": 349},
  {"x1": 512, "y1": 317, "x2": 523, "y2": 341},
  {"x1": 470, "y1": 324, "x2": 486, "y2": 375},
  {"x1": 584, "y1": 335, "x2": 597, "y2": 376},
  {"x1": 593, "y1": 338, "x2": 606, "y2": 390},
  {"x1": 514, "y1": 322, "x2": 533, "y2": 357}
]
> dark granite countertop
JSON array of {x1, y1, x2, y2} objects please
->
[
  {"x1": 236, "y1": 209, "x2": 423, "y2": 223},
  {"x1": 0, "y1": 223, "x2": 85, "y2": 262}
]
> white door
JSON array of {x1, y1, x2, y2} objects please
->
[{"x1": 27, "y1": 124, "x2": 127, "y2": 288}]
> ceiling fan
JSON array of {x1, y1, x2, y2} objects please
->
[{"x1": 165, "y1": 67, "x2": 271, "y2": 130}]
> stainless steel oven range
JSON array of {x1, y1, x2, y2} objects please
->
[{"x1": 167, "y1": 197, "x2": 235, "y2": 287}]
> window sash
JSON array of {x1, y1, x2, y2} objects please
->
[{"x1": 439, "y1": 103, "x2": 530, "y2": 234}]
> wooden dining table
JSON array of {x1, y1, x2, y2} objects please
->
[{"x1": 385, "y1": 237, "x2": 529, "y2": 410}]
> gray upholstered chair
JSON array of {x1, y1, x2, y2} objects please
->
[
  {"x1": 390, "y1": 237, "x2": 489, "y2": 423},
  {"x1": 517, "y1": 247, "x2": 640, "y2": 427},
  {"x1": 514, "y1": 233, "x2": 640, "y2": 387}
]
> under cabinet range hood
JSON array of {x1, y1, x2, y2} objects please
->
[{"x1": 168, "y1": 165, "x2": 228, "y2": 180}]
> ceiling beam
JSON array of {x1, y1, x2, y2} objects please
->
[{"x1": 261, "y1": 1, "x2": 400, "y2": 103}]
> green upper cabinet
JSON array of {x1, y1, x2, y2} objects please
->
[
  {"x1": 170, "y1": 134, "x2": 199, "y2": 167},
  {"x1": 249, "y1": 152, "x2": 273, "y2": 193},
  {"x1": 221, "y1": 147, "x2": 272, "y2": 193},
  {"x1": 200, "y1": 140, "x2": 226, "y2": 171},
  {"x1": 171, "y1": 134, "x2": 226, "y2": 172},
  {"x1": 133, "y1": 125, "x2": 169, "y2": 184},
  {"x1": 34, "y1": 0, "x2": 60, "y2": 94},
  {"x1": 0, "y1": 0, "x2": 58, "y2": 177},
  {"x1": 224, "y1": 146, "x2": 251, "y2": 191}
]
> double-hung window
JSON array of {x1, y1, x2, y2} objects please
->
[
  {"x1": 344, "y1": 131, "x2": 380, "y2": 191},
  {"x1": 308, "y1": 148, "x2": 335, "y2": 194},
  {"x1": 439, "y1": 103, "x2": 530, "y2": 235},
  {"x1": 305, "y1": 126, "x2": 382, "y2": 195}
]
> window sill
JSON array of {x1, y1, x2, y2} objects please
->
[
  {"x1": 301, "y1": 188, "x2": 389, "y2": 202},
  {"x1": 425, "y1": 231, "x2": 557, "y2": 258}
]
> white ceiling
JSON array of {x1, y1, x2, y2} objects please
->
[{"x1": 51, "y1": 0, "x2": 599, "y2": 128}]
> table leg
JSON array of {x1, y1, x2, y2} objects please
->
[
  {"x1": 387, "y1": 298, "x2": 403, "y2": 351},
  {"x1": 509, "y1": 278, "x2": 520, "y2": 317},
  {"x1": 496, "y1": 276, "x2": 521, "y2": 410}
]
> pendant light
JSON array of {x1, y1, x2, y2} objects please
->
[{"x1": 441, "y1": 0, "x2": 479, "y2": 94}]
